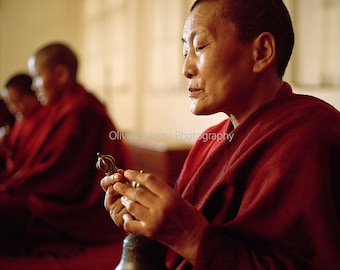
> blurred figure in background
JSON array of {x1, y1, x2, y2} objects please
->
[
  {"x1": 0, "y1": 99, "x2": 15, "y2": 127},
  {"x1": 0, "y1": 98, "x2": 15, "y2": 170},
  {"x1": 0, "y1": 42, "x2": 130, "y2": 259},
  {"x1": 0, "y1": 73, "x2": 44, "y2": 177}
]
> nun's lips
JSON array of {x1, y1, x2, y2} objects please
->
[{"x1": 188, "y1": 87, "x2": 203, "y2": 98}]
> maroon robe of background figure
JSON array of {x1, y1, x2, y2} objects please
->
[
  {"x1": 2, "y1": 105, "x2": 47, "y2": 177},
  {"x1": 169, "y1": 83, "x2": 340, "y2": 269},
  {"x1": 0, "y1": 84, "x2": 130, "y2": 254}
]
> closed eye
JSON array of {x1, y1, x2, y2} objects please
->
[
  {"x1": 196, "y1": 45, "x2": 205, "y2": 51},
  {"x1": 195, "y1": 46, "x2": 204, "y2": 52}
]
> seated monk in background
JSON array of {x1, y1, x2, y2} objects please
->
[
  {"x1": 0, "y1": 73, "x2": 45, "y2": 177},
  {"x1": 0, "y1": 99, "x2": 15, "y2": 129},
  {"x1": 0, "y1": 42, "x2": 131, "y2": 258},
  {"x1": 0, "y1": 98, "x2": 15, "y2": 170}
]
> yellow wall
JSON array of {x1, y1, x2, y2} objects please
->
[
  {"x1": 0, "y1": 0, "x2": 82, "y2": 81},
  {"x1": 1, "y1": 0, "x2": 339, "y2": 143}
]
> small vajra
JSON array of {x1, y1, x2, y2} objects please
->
[
  {"x1": 96, "y1": 152, "x2": 147, "y2": 190},
  {"x1": 96, "y1": 152, "x2": 118, "y2": 176}
]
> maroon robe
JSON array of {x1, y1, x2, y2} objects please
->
[
  {"x1": 2, "y1": 105, "x2": 47, "y2": 177},
  {"x1": 168, "y1": 83, "x2": 340, "y2": 269},
  {"x1": 0, "y1": 84, "x2": 130, "y2": 254},
  {"x1": 0, "y1": 99, "x2": 15, "y2": 170}
]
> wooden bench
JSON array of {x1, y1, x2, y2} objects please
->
[{"x1": 125, "y1": 137, "x2": 192, "y2": 187}]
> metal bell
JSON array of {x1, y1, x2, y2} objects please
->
[{"x1": 115, "y1": 234, "x2": 167, "y2": 270}]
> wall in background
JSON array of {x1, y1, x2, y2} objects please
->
[
  {"x1": 0, "y1": 0, "x2": 82, "y2": 83},
  {"x1": 77, "y1": 0, "x2": 214, "y2": 142}
]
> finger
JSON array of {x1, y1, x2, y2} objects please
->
[
  {"x1": 124, "y1": 169, "x2": 173, "y2": 198},
  {"x1": 113, "y1": 181, "x2": 158, "y2": 209},
  {"x1": 120, "y1": 195, "x2": 151, "y2": 221},
  {"x1": 100, "y1": 172, "x2": 124, "y2": 191},
  {"x1": 122, "y1": 214, "x2": 145, "y2": 235},
  {"x1": 110, "y1": 206, "x2": 128, "y2": 227},
  {"x1": 104, "y1": 187, "x2": 128, "y2": 227},
  {"x1": 103, "y1": 186, "x2": 120, "y2": 211}
]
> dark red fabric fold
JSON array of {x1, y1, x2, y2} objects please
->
[{"x1": 169, "y1": 83, "x2": 340, "y2": 269}]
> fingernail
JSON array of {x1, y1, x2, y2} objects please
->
[{"x1": 121, "y1": 196, "x2": 127, "y2": 205}]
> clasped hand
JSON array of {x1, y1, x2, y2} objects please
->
[{"x1": 100, "y1": 169, "x2": 208, "y2": 264}]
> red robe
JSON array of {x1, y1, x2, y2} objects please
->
[
  {"x1": 0, "y1": 100, "x2": 15, "y2": 170},
  {"x1": 0, "y1": 84, "x2": 130, "y2": 254},
  {"x1": 2, "y1": 106, "x2": 47, "y2": 177},
  {"x1": 169, "y1": 83, "x2": 340, "y2": 269}
]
